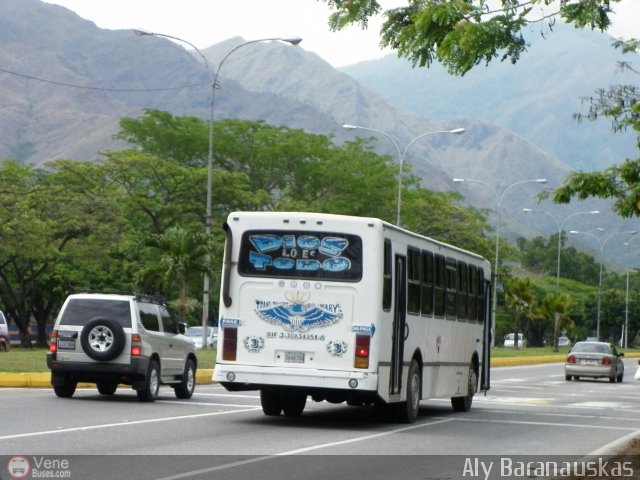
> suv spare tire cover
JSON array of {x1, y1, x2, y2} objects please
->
[{"x1": 80, "y1": 317, "x2": 126, "y2": 361}]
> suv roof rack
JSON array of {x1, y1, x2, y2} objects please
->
[
  {"x1": 76, "y1": 290, "x2": 135, "y2": 296},
  {"x1": 72, "y1": 291, "x2": 166, "y2": 305},
  {"x1": 134, "y1": 293, "x2": 166, "y2": 305}
]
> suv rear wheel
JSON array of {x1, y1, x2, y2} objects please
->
[
  {"x1": 53, "y1": 377, "x2": 77, "y2": 398},
  {"x1": 174, "y1": 359, "x2": 196, "y2": 399},
  {"x1": 97, "y1": 382, "x2": 118, "y2": 395},
  {"x1": 137, "y1": 359, "x2": 160, "y2": 402}
]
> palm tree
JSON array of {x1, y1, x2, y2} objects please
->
[
  {"x1": 541, "y1": 293, "x2": 574, "y2": 352},
  {"x1": 143, "y1": 226, "x2": 212, "y2": 323},
  {"x1": 505, "y1": 277, "x2": 537, "y2": 348}
]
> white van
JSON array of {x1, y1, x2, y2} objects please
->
[{"x1": 503, "y1": 332, "x2": 526, "y2": 348}]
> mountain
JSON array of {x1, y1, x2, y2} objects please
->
[
  {"x1": 1, "y1": 0, "x2": 638, "y2": 263},
  {"x1": 340, "y1": 22, "x2": 640, "y2": 172}
]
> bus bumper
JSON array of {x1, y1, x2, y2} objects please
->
[{"x1": 213, "y1": 364, "x2": 379, "y2": 392}]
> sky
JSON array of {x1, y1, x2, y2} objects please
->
[{"x1": 43, "y1": 0, "x2": 640, "y2": 67}]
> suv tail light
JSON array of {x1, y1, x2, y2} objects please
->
[
  {"x1": 222, "y1": 327, "x2": 237, "y2": 361},
  {"x1": 354, "y1": 334, "x2": 370, "y2": 369},
  {"x1": 49, "y1": 330, "x2": 58, "y2": 353},
  {"x1": 131, "y1": 334, "x2": 142, "y2": 356},
  {"x1": 566, "y1": 355, "x2": 576, "y2": 364}
]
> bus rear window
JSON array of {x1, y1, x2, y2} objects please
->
[{"x1": 238, "y1": 230, "x2": 363, "y2": 281}]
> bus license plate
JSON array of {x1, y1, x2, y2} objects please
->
[
  {"x1": 58, "y1": 340, "x2": 76, "y2": 350},
  {"x1": 285, "y1": 351, "x2": 305, "y2": 364}
]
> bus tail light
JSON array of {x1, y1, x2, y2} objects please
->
[
  {"x1": 354, "y1": 334, "x2": 370, "y2": 369},
  {"x1": 223, "y1": 327, "x2": 238, "y2": 361},
  {"x1": 49, "y1": 330, "x2": 58, "y2": 353},
  {"x1": 131, "y1": 334, "x2": 142, "y2": 356}
]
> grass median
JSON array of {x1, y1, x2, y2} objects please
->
[
  {"x1": 3, "y1": 345, "x2": 639, "y2": 372},
  {"x1": 0, "y1": 347, "x2": 217, "y2": 373}
]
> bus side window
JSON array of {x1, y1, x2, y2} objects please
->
[
  {"x1": 468, "y1": 265, "x2": 478, "y2": 322},
  {"x1": 445, "y1": 257, "x2": 457, "y2": 319},
  {"x1": 457, "y1": 261, "x2": 468, "y2": 320},
  {"x1": 434, "y1": 254, "x2": 446, "y2": 317},
  {"x1": 407, "y1": 247, "x2": 421, "y2": 314},
  {"x1": 421, "y1": 250, "x2": 434, "y2": 316},
  {"x1": 382, "y1": 239, "x2": 392, "y2": 311}
]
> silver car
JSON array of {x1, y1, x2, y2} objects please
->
[
  {"x1": 565, "y1": 341, "x2": 624, "y2": 383},
  {"x1": 47, "y1": 292, "x2": 197, "y2": 401}
]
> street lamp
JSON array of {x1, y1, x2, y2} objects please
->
[
  {"x1": 623, "y1": 235, "x2": 639, "y2": 348},
  {"x1": 134, "y1": 31, "x2": 302, "y2": 346},
  {"x1": 570, "y1": 229, "x2": 637, "y2": 341},
  {"x1": 452, "y1": 178, "x2": 548, "y2": 347},
  {"x1": 521, "y1": 209, "x2": 599, "y2": 287},
  {"x1": 342, "y1": 124, "x2": 465, "y2": 226}
]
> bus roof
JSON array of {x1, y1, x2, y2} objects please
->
[{"x1": 226, "y1": 211, "x2": 490, "y2": 266}]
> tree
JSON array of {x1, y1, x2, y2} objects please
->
[
  {"x1": 540, "y1": 292, "x2": 574, "y2": 351},
  {"x1": 323, "y1": 0, "x2": 620, "y2": 76},
  {"x1": 401, "y1": 189, "x2": 493, "y2": 258},
  {"x1": 549, "y1": 39, "x2": 640, "y2": 215},
  {"x1": 0, "y1": 159, "x2": 124, "y2": 346},
  {"x1": 505, "y1": 277, "x2": 538, "y2": 348},
  {"x1": 142, "y1": 226, "x2": 213, "y2": 323},
  {"x1": 517, "y1": 233, "x2": 601, "y2": 285},
  {"x1": 116, "y1": 109, "x2": 208, "y2": 167}
]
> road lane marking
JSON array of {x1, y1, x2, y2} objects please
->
[
  {"x1": 158, "y1": 400, "x2": 259, "y2": 407},
  {"x1": 193, "y1": 392, "x2": 259, "y2": 399},
  {"x1": 0, "y1": 407, "x2": 262, "y2": 441},
  {"x1": 457, "y1": 417, "x2": 638, "y2": 431},
  {"x1": 152, "y1": 417, "x2": 456, "y2": 480}
]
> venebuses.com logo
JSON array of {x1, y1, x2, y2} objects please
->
[
  {"x1": 5, "y1": 456, "x2": 71, "y2": 479},
  {"x1": 6, "y1": 457, "x2": 30, "y2": 479}
]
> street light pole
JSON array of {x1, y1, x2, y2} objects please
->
[
  {"x1": 623, "y1": 237, "x2": 638, "y2": 348},
  {"x1": 342, "y1": 125, "x2": 465, "y2": 226},
  {"x1": 134, "y1": 31, "x2": 301, "y2": 346},
  {"x1": 521, "y1": 209, "x2": 599, "y2": 287},
  {"x1": 570, "y1": 229, "x2": 636, "y2": 341},
  {"x1": 452, "y1": 178, "x2": 548, "y2": 347}
]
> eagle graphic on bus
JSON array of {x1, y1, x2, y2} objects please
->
[{"x1": 255, "y1": 291, "x2": 342, "y2": 332}]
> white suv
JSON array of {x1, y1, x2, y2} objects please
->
[{"x1": 47, "y1": 292, "x2": 197, "y2": 401}]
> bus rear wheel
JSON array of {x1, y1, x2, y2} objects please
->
[
  {"x1": 282, "y1": 392, "x2": 307, "y2": 417},
  {"x1": 260, "y1": 389, "x2": 283, "y2": 416},
  {"x1": 396, "y1": 359, "x2": 421, "y2": 423},
  {"x1": 451, "y1": 364, "x2": 476, "y2": 412}
]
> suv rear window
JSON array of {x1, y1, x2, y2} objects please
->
[{"x1": 59, "y1": 299, "x2": 132, "y2": 327}]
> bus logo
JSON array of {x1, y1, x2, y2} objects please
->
[
  {"x1": 255, "y1": 291, "x2": 342, "y2": 332},
  {"x1": 243, "y1": 336, "x2": 265, "y2": 353},
  {"x1": 327, "y1": 340, "x2": 348, "y2": 356}
]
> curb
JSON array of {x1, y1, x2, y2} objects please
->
[
  {"x1": 491, "y1": 355, "x2": 566, "y2": 367},
  {"x1": 2, "y1": 353, "x2": 638, "y2": 387},
  {"x1": 0, "y1": 369, "x2": 215, "y2": 388}
]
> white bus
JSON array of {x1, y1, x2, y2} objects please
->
[{"x1": 213, "y1": 211, "x2": 491, "y2": 423}]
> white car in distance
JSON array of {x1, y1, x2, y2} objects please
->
[{"x1": 187, "y1": 326, "x2": 218, "y2": 349}]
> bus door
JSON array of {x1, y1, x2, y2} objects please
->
[
  {"x1": 390, "y1": 254, "x2": 407, "y2": 397},
  {"x1": 480, "y1": 280, "x2": 492, "y2": 391}
]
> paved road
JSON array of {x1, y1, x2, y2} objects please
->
[{"x1": 1, "y1": 360, "x2": 639, "y2": 479}]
